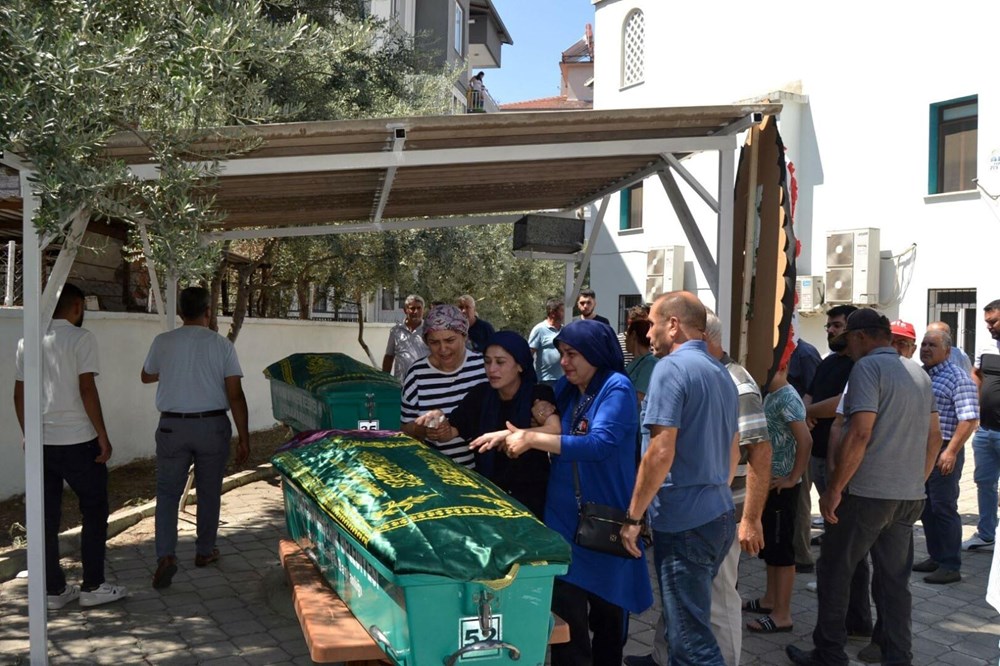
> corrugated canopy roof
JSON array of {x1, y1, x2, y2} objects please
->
[{"x1": 2, "y1": 105, "x2": 781, "y2": 235}]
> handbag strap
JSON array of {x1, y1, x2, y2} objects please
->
[{"x1": 568, "y1": 390, "x2": 597, "y2": 510}]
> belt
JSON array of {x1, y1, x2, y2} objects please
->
[{"x1": 160, "y1": 410, "x2": 227, "y2": 419}]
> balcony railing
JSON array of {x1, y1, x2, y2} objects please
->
[{"x1": 466, "y1": 88, "x2": 499, "y2": 113}]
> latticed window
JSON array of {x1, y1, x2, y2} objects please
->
[{"x1": 621, "y1": 10, "x2": 645, "y2": 87}]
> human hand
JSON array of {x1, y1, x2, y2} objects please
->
[
  {"x1": 770, "y1": 475, "x2": 797, "y2": 491},
  {"x1": 806, "y1": 416, "x2": 818, "y2": 430},
  {"x1": 469, "y1": 430, "x2": 508, "y2": 452},
  {"x1": 531, "y1": 400, "x2": 556, "y2": 426},
  {"x1": 95, "y1": 434, "x2": 112, "y2": 464},
  {"x1": 739, "y1": 517, "x2": 764, "y2": 555},
  {"x1": 937, "y1": 449, "x2": 957, "y2": 475},
  {"x1": 819, "y1": 488, "x2": 841, "y2": 524},
  {"x1": 415, "y1": 410, "x2": 446, "y2": 427},
  {"x1": 235, "y1": 438, "x2": 250, "y2": 466},
  {"x1": 503, "y1": 422, "x2": 530, "y2": 458},
  {"x1": 620, "y1": 523, "x2": 643, "y2": 558}
]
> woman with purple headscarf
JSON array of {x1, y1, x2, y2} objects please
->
[
  {"x1": 503, "y1": 319, "x2": 653, "y2": 666},
  {"x1": 403, "y1": 304, "x2": 487, "y2": 467}
]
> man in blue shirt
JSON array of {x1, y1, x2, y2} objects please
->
[
  {"x1": 911, "y1": 328, "x2": 979, "y2": 585},
  {"x1": 622, "y1": 291, "x2": 739, "y2": 665}
]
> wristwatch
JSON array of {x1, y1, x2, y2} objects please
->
[{"x1": 623, "y1": 512, "x2": 643, "y2": 526}]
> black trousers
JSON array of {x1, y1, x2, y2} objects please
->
[
  {"x1": 814, "y1": 494, "x2": 923, "y2": 666},
  {"x1": 44, "y1": 439, "x2": 109, "y2": 594},
  {"x1": 550, "y1": 579, "x2": 627, "y2": 666}
]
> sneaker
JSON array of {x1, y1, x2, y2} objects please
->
[
  {"x1": 962, "y1": 533, "x2": 995, "y2": 551},
  {"x1": 79, "y1": 582, "x2": 128, "y2": 607},
  {"x1": 152, "y1": 555, "x2": 178, "y2": 589},
  {"x1": 806, "y1": 580, "x2": 817, "y2": 592},
  {"x1": 47, "y1": 584, "x2": 80, "y2": 610}
]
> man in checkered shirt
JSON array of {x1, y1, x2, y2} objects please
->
[{"x1": 912, "y1": 327, "x2": 979, "y2": 584}]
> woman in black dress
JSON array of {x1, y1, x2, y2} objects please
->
[{"x1": 428, "y1": 331, "x2": 559, "y2": 518}]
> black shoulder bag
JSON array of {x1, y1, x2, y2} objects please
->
[{"x1": 567, "y1": 392, "x2": 650, "y2": 558}]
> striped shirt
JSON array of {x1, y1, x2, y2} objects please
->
[
  {"x1": 401, "y1": 351, "x2": 487, "y2": 467},
  {"x1": 926, "y1": 359, "x2": 979, "y2": 440},
  {"x1": 721, "y1": 354, "x2": 769, "y2": 502}
]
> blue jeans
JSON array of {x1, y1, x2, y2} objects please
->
[
  {"x1": 973, "y1": 428, "x2": 1000, "y2": 541},
  {"x1": 155, "y1": 415, "x2": 231, "y2": 559},
  {"x1": 653, "y1": 510, "x2": 735, "y2": 666},
  {"x1": 922, "y1": 442, "x2": 964, "y2": 571}
]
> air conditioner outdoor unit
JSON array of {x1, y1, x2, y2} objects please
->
[
  {"x1": 795, "y1": 275, "x2": 824, "y2": 312},
  {"x1": 646, "y1": 246, "x2": 685, "y2": 303},
  {"x1": 824, "y1": 228, "x2": 880, "y2": 305}
]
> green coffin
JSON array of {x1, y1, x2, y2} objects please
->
[
  {"x1": 273, "y1": 431, "x2": 570, "y2": 665},
  {"x1": 264, "y1": 353, "x2": 400, "y2": 432}
]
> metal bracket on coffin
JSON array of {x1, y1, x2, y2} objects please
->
[{"x1": 444, "y1": 639, "x2": 521, "y2": 665}]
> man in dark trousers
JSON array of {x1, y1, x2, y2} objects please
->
[
  {"x1": 141, "y1": 286, "x2": 249, "y2": 589},
  {"x1": 787, "y1": 309, "x2": 940, "y2": 665},
  {"x1": 14, "y1": 284, "x2": 127, "y2": 609}
]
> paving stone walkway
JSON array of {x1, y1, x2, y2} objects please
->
[{"x1": 0, "y1": 462, "x2": 998, "y2": 664}]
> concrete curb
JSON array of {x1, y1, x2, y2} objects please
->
[{"x1": 0, "y1": 462, "x2": 279, "y2": 583}]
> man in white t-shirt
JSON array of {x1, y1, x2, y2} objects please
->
[{"x1": 14, "y1": 284, "x2": 127, "y2": 610}]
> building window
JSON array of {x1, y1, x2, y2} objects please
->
[
  {"x1": 454, "y1": 1, "x2": 464, "y2": 54},
  {"x1": 618, "y1": 294, "x2": 643, "y2": 332},
  {"x1": 927, "y1": 288, "x2": 977, "y2": 359},
  {"x1": 619, "y1": 183, "x2": 643, "y2": 230},
  {"x1": 929, "y1": 96, "x2": 977, "y2": 194},
  {"x1": 621, "y1": 10, "x2": 645, "y2": 87}
]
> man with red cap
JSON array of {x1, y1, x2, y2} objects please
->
[{"x1": 890, "y1": 320, "x2": 917, "y2": 359}]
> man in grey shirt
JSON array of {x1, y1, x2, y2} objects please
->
[
  {"x1": 142, "y1": 287, "x2": 250, "y2": 590},
  {"x1": 786, "y1": 309, "x2": 941, "y2": 666}
]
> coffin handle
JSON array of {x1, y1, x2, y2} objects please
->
[
  {"x1": 368, "y1": 625, "x2": 402, "y2": 662},
  {"x1": 443, "y1": 640, "x2": 521, "y2": 665}
]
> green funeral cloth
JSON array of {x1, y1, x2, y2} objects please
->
[
  {"x1": 263, "y1": 353, "x2": 399, "y2": 392},
  {"x1": 272, "y1": 431, "x2": 571, "y2": 581}
]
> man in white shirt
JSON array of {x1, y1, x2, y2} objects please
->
[{"x1": 14, "y1": 284, "x2": 127, "y2": 609}]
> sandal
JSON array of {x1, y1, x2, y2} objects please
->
[
  {"x1": 741, "y1": 598, "x2": 772, "y2": 614},
  {"x1": 747, "y1": 615, "x2": 793, "y2": 633}
]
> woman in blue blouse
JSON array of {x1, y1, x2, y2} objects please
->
[{"x1": 505, "y1": 319, "x2": 653, "y2": 666}]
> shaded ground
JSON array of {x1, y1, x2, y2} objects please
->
[{"x1": 0, "y1": 425, "x2": 293, "y2": 552}]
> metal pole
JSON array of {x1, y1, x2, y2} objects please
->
[
  {"x1": 21, "y1": 170, "x2": 49, "y2": 665},
  {"x1": 5, "y1": 240, "x2": 14, "y2": 306}
]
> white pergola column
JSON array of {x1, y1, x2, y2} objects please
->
[
  {"x1": 717, "y1": 148, "x2": 737, "y2": 352},
  {"x1": 20, "y1": 168, "x2": 49, "y2": 666}
]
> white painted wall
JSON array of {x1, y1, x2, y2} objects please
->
[
  {"x1": 591, "y1": 0, "x2": 1000, "y2": 354},
  {"x1": 0, "y1": 309, "x2": 392, "y2": 500}
]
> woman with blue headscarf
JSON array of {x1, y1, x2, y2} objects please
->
[
  {"x1": 427, "y1": 331, "x2": 559, "y2": 518},
  {"x1": 504, "y1": 319, "x2": 653, "y2": 666}
]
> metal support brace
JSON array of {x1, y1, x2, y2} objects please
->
[
  {"x1": 570, "y1": 197, "x2": 609, "y2": 303},
  {"x1": 138, "y1": 222, "x2": 167, "y2": 327},
  {"x1": 39, "y1": 208, "x2": 89, "y2": 332},
  {"x1": 662, "y1": 154, "x2": 720, "y2": 212},
  {"x1": 658, "y1": 169, "x2": 718, "y2": 298}
]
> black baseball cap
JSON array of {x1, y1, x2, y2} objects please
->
[{"x1": 845, "y1": 308, "x2": 891, "y2": 333}]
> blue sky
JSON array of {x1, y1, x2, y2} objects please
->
[{"x1": 482, "y1": 0, "x2": 596, "y2": 105}]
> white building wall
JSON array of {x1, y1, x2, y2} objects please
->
[
  {"x1": 0, "y1": 310, "x2": 392, "y2": 499},
  {"x1": 592, "y1": 0, "x2": 1000, "y2": 353}
]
